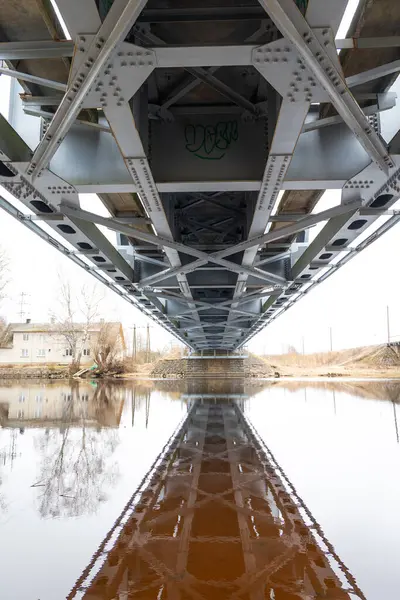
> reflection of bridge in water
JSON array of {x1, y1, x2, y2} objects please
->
[{"x1": 68, "y1": 394, "x2": 365, "y2": 600}]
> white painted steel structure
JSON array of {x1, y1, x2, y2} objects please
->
[{"x1": 1, "y1": 0, "x2": 400, "y2": 351}]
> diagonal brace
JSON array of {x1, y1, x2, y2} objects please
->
[
  {"x1": 60, "y1": 204, "x2": 286, "y2": 287},
  {"x1": 257, "y1": 0, "x2": 393, "y2": 173},
  {"x1": 138, "y1": 200, "x2": 361, "y2": 287}
]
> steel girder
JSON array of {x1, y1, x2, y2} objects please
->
[{"x1": 1, "y1": 0, "x2": 400, "y2": 350}]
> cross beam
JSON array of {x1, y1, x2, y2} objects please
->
[
  {"x1": 137, "y1": 200, "x2": 362, "y2": 287},
  {"x1": 59, "y1": 204, "x2": 288, "y2": 287}
]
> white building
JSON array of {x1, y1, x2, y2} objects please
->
[{"x1": 0, "y1": 320, "x2": 126, "y2": 365}]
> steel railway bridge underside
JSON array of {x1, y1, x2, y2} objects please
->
[{"x1": 1, "y1": 0, "x2": 400, "y2": 351}]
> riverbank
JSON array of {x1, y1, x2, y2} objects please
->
[
  {"x1": 1, "y1": 343, "x2": 400, "y2": 380},
  {"x1": 120, "y1": 343, "x2": 400, "y2": 380},
  {"x1": 265, "y1": 343, "x2": 400, "y2": 379},
  {"x1": 0, "y1": 365, "x2": 69, "y2": 379}
]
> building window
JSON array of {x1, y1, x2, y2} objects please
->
[
  {"x1": 34, "y1": 409, "x2": 42, "y2": 418},
  {"x1": 36, "y1": 395, "x2": 42, "y2": 403},
  {"x1": 83, "y1": 348, "x2": 90, "y2": 356},
  {"x1": 17, "y1": 410, "x2": 24, "y2": 419},
  {"x1": 23, "y1": 333, "x2": 29, "y2": 341},
  {"x1": 21, "y1": 349, "x2": 29, "y2": 358},
  {"x1": 37, "y1": 349, "x2": 46, "y2": 357},
  {"x1": 65, "y1": 348, "x2": 73, "y2": 357},
  {"x1": 18, "y1": 394, "x2": 25, "y2": 403}
]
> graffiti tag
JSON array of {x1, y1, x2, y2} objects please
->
[{"x1": 184, "y1": 121, "x2": 239, "y2": 160}]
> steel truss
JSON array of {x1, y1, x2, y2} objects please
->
[
  {"x1": 1, "y1": 0, "x2": 400, "y2": 350},
  {"x1": 67, "y1": 396, "x2": 366, "y2": 599}
]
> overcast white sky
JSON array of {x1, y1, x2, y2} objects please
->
[{"x1": 1, "y1": 0, "x2": 399, "y2": 354}]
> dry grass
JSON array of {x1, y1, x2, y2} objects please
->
[
  {"x1": 264, "y1": 348, "x2": 365, "y2": 369},
  {"x1": 262, "y1": 344, "x2": 400, "y2": 376}
]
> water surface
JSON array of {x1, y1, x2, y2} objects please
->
[{"x1": 0, "y1": 378, "x2": 399, "y2": 599}]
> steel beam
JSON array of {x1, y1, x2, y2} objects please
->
[
  {"x1": 23, "y1": 107, "x2": 111, "y2": 132},
  {"x1": 54, "y1": 0, "x2": 101, "y2": 37},
  {"x1": 255, "y1": 251, "x2": 291, "y2": 266},
  {"x1": 291, "y1": 187, "x2": 395, "y2": 281},
  {"x1": 183, "y1": 67, "x2": 258, "y2": 115},
  {"x1": 133, "y1": 25, "x2": 269, "y2": 118},
  {"x1": 138, "y1": 6, "x2": 268, "y2": 22},
  {"x1": 154, "y1": 46, "x2": 255, "y2": 68},
  {"x1": 305, "y1": 0, "x2": 348, "y2": 35},
  {"x1": 28, "y1": 0, "x2": 149, "y2": 178},
  {"x1": 0, "y1": 67, "x2": 67, "y2": 92},
  {"x1": 224, "y1": 100, "x2": 309, "y2": 343},
  {"x1": 346, "y1": 60, "x2": 400, "y2": 89},
  {"x1": 140, "y1": 260, "x2": 285, "y2": 288},
  {"x1": 336, "y1": 37, "x2": 400, "y2": 50},
  {"x1": 59, "y1": 204, "x2": 287, "y2": 287},
  {"x1": 183, "y1": 195, "x2": 245, "y2": 217},
  {"x1": 104, "y1": 107, "x2": 204, "y2": 331},
  {"x1": 240, "y1": 159, "x2": 400, "y2": 347},
  {"x1": 0, "y1": 40, "x2": 74, "y2": 60},
  {"x1": 0, "y1": 193, "x2": 175, "y2": 338},
  {"x1": 244, "y1": 211, "x2": 400, "y2": 347},
  {"x1": 303, "y1": 95, "x2": 397, "y2": 133},
  {"x1": 62, "y1": 203, "x2": 316, "y2": 271},
  {"x1": 20, "y1": 95, "x2": 65, "y2": 106},
  {"x1": 179, "y1": 290, "x2": 277, "y2": 316},
  {"x1": 148, "y1": 200, "x2": 362, "y2": 285},
  {"x1": 257, "y1": 0, "x2": 393, "y2": 173}
]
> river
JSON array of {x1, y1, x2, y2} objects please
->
[{"x1": 0, "y1": 378, "x2": 399, "y2": 599}]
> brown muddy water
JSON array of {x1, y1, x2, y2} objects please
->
[{"x1": 0, "y1": 378, "x2": 399, "y2": 599}]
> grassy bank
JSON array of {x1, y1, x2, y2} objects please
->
[{"x1": 263, "y1": 343, "x2": 400, "y2": 378}]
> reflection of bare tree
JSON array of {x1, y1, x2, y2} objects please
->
[
  {"x1": 0, "y1": 459, "x2": 7, "y2": 513},
  {"x1": 34, "y1": 384, "x2": 119, "y2": 518},
  {"x1": 0, "y1": 429, "x2": 19, "y2": 513}
]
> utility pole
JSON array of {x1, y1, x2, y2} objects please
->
[
  {"x1": 18, "y1": 291, "x2": 30, "y2": 321},
  {"x1": 132, "y1": 325, "x2": 137, "y2": 360},
  {"x1": 387, "y1": 305, "x2": 391, "y2": 344},
  {"x1": 145, "y1": 323, "x2": 151, "y2": 363},
  {"x1": 393, "y1": 401, "x2": 399, "y2": 444},
  {"x1": 129, "y1": 324, "x2": 153, "y2": 363},
  {"x1": 132, "y1": 388, "x2": 136, "y2": 427},
  {"x1": 145, "y1": 389, "x2": 150, "y2": 428}
]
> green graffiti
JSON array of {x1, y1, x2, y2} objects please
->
[
  {"x1": 295, "y1": 0, "x2": 308, "y2": 15},
  {"x1": 184, "y1": 121, "x2": 239, "y2": 160}
]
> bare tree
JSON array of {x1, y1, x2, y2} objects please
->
[
  {"x1": 75, "y1": 284, "x2": 104, "y2": 368},
  {"x1": 51, "y1": 276, "x2": 104, "y2": 372},
  {"x1": 0, "y1": 316, "x2": 8, "y2": 348},
  {"x1": 0, "y1": 246, "x2": 9, "y2": 305},
  {"x1": 51, "y1": 278, "x2": 79, "y2": 368},
  {"x1": 92, "y1": 322, "x2": 124, "y2": 371}
]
